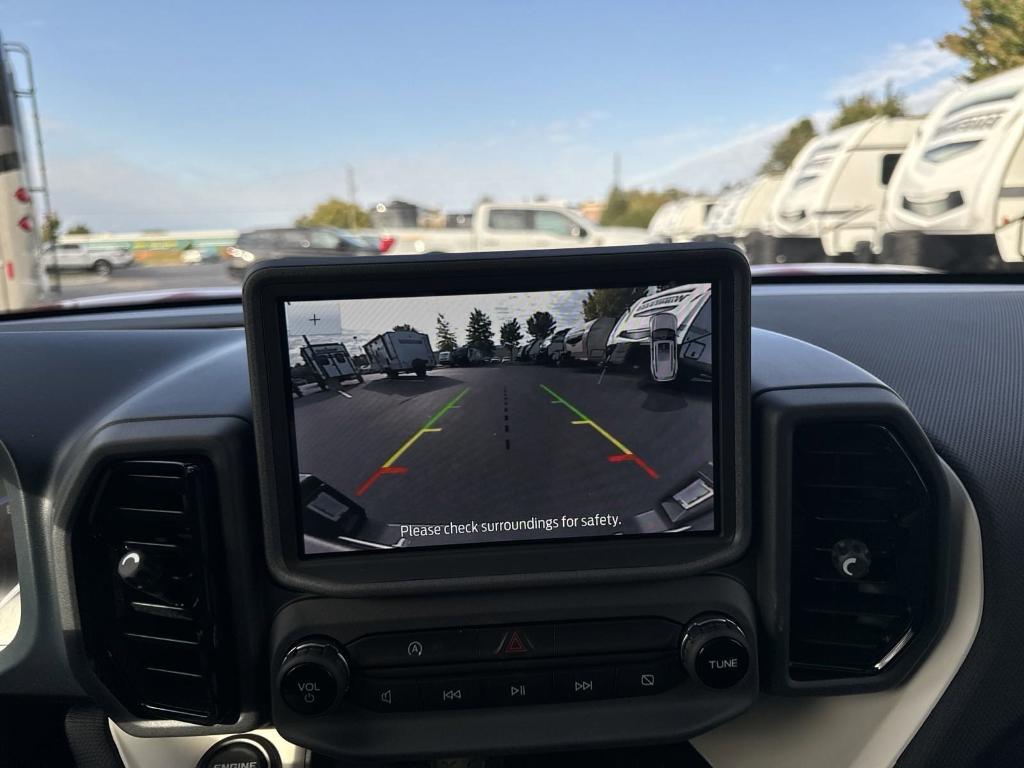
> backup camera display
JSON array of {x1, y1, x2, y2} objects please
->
[{"x1": 285, "y1": 283, "x2": 715, "y2": 555}]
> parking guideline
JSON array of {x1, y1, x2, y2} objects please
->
[
  {"x1": 358, "y1": 387, "x2": 470, "y2": 495},
  {"x1": 540, "y1": 384, "x2": 658, "y2": 479}
]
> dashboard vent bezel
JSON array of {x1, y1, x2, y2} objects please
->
[
  {"x1": 788, "y1": 422, "x2": 931, "y2": 681},
  {"x1": 756, "y1": 386, "x2": 954, "y2": 695},
  {"x1": 72, "y1": 458, "x2": 239, "y2": 725}
]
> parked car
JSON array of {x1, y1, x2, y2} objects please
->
[
  {"x1": 226, "y1": 227, "x2": 381, "y2": 277},
  {"x1": 376, "y1": 202, "x2": 651, "y2": 255},
  {"x1": 181, "y1": 245, "x2": 221, "y2": 264},
  {"x1": 43, "y1": 243, "x2": 134, "y2": 276},
  {"x1": 450, "y1": 345, "x2": 485, "y2": 366},
  {"x1": 437, "y1": 350, "x2": 452, "y2": 365}
]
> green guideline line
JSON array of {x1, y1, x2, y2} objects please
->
[{"x1": 423, "y1": 386, "x2": 470, "y2": 428}]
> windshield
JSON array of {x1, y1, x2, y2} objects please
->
[{"x1": 1, "y1": 1, "x2": 1022, "y2": 315}]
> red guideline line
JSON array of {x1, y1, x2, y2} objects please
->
[
  {"x1": 356, "y1": 466, "x2": 407, "y2": 496},
  {"x1": 607, "y1": 453, "x2": 659, "y2": 479}
]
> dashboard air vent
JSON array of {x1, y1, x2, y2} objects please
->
[
  {"x1": 789, "y1": 423, "x2": 932, "y2": 681},
  {"x1": 73, "y1": 460, "x2": 237, "y2": 724}
]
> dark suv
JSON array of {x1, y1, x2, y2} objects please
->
[{"x1": 226, "y1": 227, "x2": 380, "y2": 277}]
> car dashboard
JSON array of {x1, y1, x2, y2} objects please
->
[{"x1": 0, "y1": 277, "x2": 1018, "y2": 767}]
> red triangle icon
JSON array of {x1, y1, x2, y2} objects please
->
[{"x1": 503, "y1": 631, "x2": 528, "y2": 654}]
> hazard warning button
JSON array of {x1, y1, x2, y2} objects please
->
[{"x1": 477, "y1": 625, "x2": 554, "y2": 659}]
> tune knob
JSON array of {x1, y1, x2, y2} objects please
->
[
  {"x1": 277, "y1": 639, "x2": 350, "y2": 715},
  {"x1": 680, "y1": 615, "x2": 750, "y2": 689}
]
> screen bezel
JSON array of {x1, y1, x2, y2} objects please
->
[{"x1": 245, "y1": 244, "x2": 750, "y2": 595}]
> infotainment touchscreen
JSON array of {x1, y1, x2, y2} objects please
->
[{"x1": 283, "y1": 282, "x2": 717, "y2": 555}]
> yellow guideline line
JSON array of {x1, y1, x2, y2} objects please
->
[
  {"x1": 540, "y1": 384, "x2": 633, "y2": 455},
  {"x1": 382, "y1": 389, "x2": 468, "y2": 467}
]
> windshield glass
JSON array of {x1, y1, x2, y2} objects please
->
[{"x1": 1, "y1": 1, "x2": 1022, "y2": 315}]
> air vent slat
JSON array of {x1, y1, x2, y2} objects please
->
[
  {"x1": 789, "y1": 423, "x2": 932, "y2": 682},
  {"x1": 74, "y1": 459, "x2": 237, "y2": 725}
]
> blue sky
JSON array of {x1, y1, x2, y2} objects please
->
[{"x1": 4, "y1": 0, "x2": 967, "y2": 231}]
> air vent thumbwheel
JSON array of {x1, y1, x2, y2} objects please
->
[
  {"x1": 680, "y1": 615, "x2": 750, "y2": 689},
  {"x1": 277, "y1": 640, "x2": 350, "y2": 716}
]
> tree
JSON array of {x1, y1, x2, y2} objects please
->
[
  {"x1": 582, "y1": 287, "x2": 646, "y2": 322},
  {"x1": 67, "y1": 223, "x2": 91, "y2": 235},
  {"x1": 392, "y1": 323, "x2": 419, "y2": 333},
  {"x1": 465, "y1": 308, "x2": 495, "y2": 354},
  {"x1": 435, "y1": 313, "x2": 458, "y2": 352},
  {"x1": 295, "y1": 197, "x2": 370, "y2": 229},
  {"x1": 499, "y1": 318, "x2": 523, "y2": 351},
  {"x1": 829, "y1": 82, "x2": 906, "y2": 130},
  {"x1": 760, "y1": 118, "x2": 817, "y2": 173},
  {"x1": 42, "y1": 211, "x2": 60, "y2": 244},
  {"x1": 940, "y1": 0, "x2": 1024, "y2": 82},
  {"x1": 525, "y1": 311, "x2": 556, "y2": 341}
]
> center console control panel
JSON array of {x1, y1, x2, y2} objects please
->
[{"x1": 269, "y1": 577, "x2": 759, "y2": 762}]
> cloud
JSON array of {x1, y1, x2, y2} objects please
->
[{"x1": 827, "y1": 39, "x2": 961, "y2": 100}]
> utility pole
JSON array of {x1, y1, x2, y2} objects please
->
[{"x1": 346, "y1": 165, "x2": 357, "y2": 229}]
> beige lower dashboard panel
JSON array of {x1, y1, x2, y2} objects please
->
[
  {"x1": 109, "y1": 723, "x2": 307, "y2": 768},
  {"x1": 693, "y1": 463, "x2": 982, "y2": 768}
]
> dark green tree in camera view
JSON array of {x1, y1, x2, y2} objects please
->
[
  {"x1": 582, "y1": 288, "x2": 645, "y2": 322},
  {"x1": 392, "y1": 323, "x2": 419, "y2": 333},
  {"x1": 525, "y1": 311, "x2": 556, "y2": 341},
  {"x1": 466, "y1": 308, "x2": 495, "y2": 354},
  {"x1": 499, "y1": 318, "x2": 523, "y2": 354},
  {"x1": 940, "y1": 0, "x2": 1024, "y2": 82},
  {"x1": 435, "y1": 314, "x2": 458, "y2": 352}
]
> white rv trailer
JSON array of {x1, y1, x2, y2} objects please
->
[
  {"x1": 363, "y1": 330, "x2": 435, "y2": 378},
  {"x1": 605, "y1": 283, "x2": 712, "y2": 369},
  {"x1": 563, "y1": 317, "x2": 617, "y2": 364},
  {"x1": 882, "y1": 66, "x2": 1024, "y2": 269},
  {"x1": 0, "y1": 41, "x2": 46, "y2": 311},
  {"x1": 769, "y1": 117, "x2": 921, "y2": 262},
  {"x1": 647, "y1": 196, "x2": 717, "y2": 242},
  {"x1": 702, "y1": 174, "x2": 783, "y2": 263}
]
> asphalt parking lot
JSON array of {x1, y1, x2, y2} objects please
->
[
  {"x1": 53, "y1": 262, "x2": 237, "y2": 300},
  {"x1": 294, "y1": 362, "x2": 713, "y2": 549}
]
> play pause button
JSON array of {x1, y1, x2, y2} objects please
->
[
  {"x1": 484, "y1": 673, "x2": 551, "y2": 706},
  {"x1": 554, "y1": 668, "x2": 615, "y2": 701}
]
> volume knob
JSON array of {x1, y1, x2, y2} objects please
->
[{"x1": 277, "y1": 639, "x2": 350, "y2": 715}]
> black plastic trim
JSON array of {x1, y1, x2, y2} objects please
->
[
  {"x1": 243, "y1": 244, "x2": 751, "y2": 596},
  {"x1": 755, "y1": 386, "x2": 955, "y2": 694}
]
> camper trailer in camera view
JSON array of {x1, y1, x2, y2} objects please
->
[
  {"x1": 769, "y1": 117, "x2": 921, "y2": 262},
  {"x1": 606, "y1": 284, "x2": 712, "y2": 375},
  {"x1": 364, "y1": 330, "x2": 435, "y2": 378},
  {"x1": 563, "y1": 316, "x2": 617, "y2": 364},
  {"x1": 883, "y1": 65, "x2": 1024, "y2": 270},
  {"x1": 300, "y1": 342, "x2": 363, "y2": 386}
]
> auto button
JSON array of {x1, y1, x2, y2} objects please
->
[{"x1": 348, "y1": 629, "x2": 477, "y2": 667}]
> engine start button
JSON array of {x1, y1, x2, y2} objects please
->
[
  {"x1": 200, "y1": 739, "x2": 269, "y2": 768},
  {"x1": 694, "y1": 636, "x2": 749, "y2": 688}
]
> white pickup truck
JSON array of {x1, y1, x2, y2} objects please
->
[{"x1": 379, "y1": 202, "x2": 650, "y2": 254}]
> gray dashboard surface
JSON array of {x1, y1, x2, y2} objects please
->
[{"x1": 752, "y1": 283, "x2": 1024, "y2": 768}]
